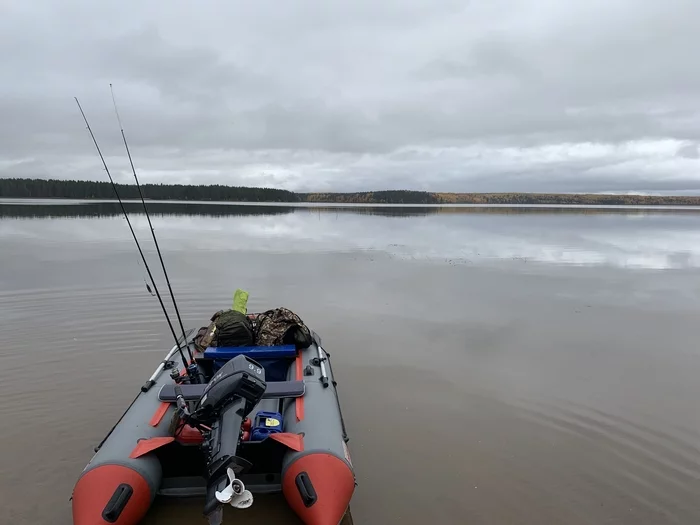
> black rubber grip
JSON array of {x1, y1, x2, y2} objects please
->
[
  {"x1": 102, "y1": 483, "x2": 133, "y2": 522},
  {"x1": 295, "y1": 472, "x2": 317, "y2": 507},
  {"x1": 141, "y1": 379, "x2": 156, "y2": 392}
]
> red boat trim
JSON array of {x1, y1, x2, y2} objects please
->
[
  {"x1": 282, "y1": 453, "x2": 355, "y2": 525},
  {"x1": 129, "y1": 436, "x2": 175, "y2": 459},
  {"x1": 149, "y1": 401, "x2": 170, "y2": 427},
  {"x1": 295, "y1": 353, "x2": 304, "y2": 422},
  {"x1": 72, "y1": 464, "x2": 151, "y2": 525},
  {"x1": 269, "y1": 432, "x2": 305, "y2": 452}
]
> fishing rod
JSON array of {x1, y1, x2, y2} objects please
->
[
  {"x1": 109, "y1": 84, "x2": 193, "y2": 364},
  {"x1": 74, "y1": 97, "x2": 195, "y2": 382}
]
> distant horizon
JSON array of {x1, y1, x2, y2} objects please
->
[
  {"x1": 3, "y1": 176, "x2": 700, "y2": 198},
  {"x1": 4, "y1": 178, "x2": 700, "y2": 205}
]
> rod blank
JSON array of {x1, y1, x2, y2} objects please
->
[
  {"x1": 109, "y1": 84, "x2": 193, "y2": 363},
  {"x1": 74, "y1": 97, "x2": 193, "y2": 377}
]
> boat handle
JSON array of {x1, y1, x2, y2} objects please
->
[
  {"x1": 102, "y1": 483, "x2": 133, "y2": 523},
  {"x1": 295, "y1": 472, "x2": 317, "y2": 507}
]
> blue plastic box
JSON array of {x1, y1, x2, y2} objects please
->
[{"x1": 251, "y1": 410, "x2": 283, "y2": 441}]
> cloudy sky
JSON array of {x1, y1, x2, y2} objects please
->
[{"x1": 1, "y1": 0, "x2": 700, "y2": 193}]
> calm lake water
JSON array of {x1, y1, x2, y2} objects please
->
[{"x1": 1, "y1": 200, "x2": 700, "y2": 525}]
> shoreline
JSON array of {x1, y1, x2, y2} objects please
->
[
  {"x1": 3, "y1": 178, "x2": 700, "y2": 206},
  {"x1": 4, "y1": 197, "x2": 700, "y2": 211}
]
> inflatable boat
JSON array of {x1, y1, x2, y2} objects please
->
[
  {"x1": 71, "y1": 319, "x2": 355, "y2": 525},
  {"x1": 72, "y1": 99, "x2": 355, "y2": 524}
]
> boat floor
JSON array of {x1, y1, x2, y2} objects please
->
[{"x1": 155, "y1": 433, "x2": 290, "y2": 496}]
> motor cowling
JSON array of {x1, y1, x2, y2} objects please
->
[
  {"x1": 196, "y1": 354, "x2": 266, "y2": 419},
  {"x1": 194, "y1": 355, "x2": 266, "y2": 518}
]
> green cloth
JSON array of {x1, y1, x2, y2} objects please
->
[{"x1": 232, "y1": 289, "x2": 249, "y2": 314}]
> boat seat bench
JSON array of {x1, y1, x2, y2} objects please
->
[
  {"x1": 201, "y1": 345, "x2": 297, "y2": 360},
  {"x1": 196, "y1": 345, "x2": 299, "y2": 383},
  {"x1": 158, "y1": 380, "x2": 305, "y2": 402}
]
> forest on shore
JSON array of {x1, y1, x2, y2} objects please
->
[
  {"x1": 2, "y1": 178, "x2": 700, "y2": 206},
  {"x1": 0, "y1": 178, "x2": 298, "y2": 202}
]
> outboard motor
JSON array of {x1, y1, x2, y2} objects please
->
[{"x1": 180, "y1": 355, "x2": 266, "y2": 521}]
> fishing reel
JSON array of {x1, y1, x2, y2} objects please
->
[{"x1": 173, "y1": 355, "x2": 267, "y2": 519}]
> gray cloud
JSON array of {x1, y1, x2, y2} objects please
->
[
  {"x1": 677, "y1": 143, "x2": 700, "y2": 159},
  {"x1": 1, "y1": 0, "x2": 700, "y2": 192}
]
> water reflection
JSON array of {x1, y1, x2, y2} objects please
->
[
  {"x1": 0, "y1": 201, "x2": 292, "y2": 219},
  {"x1": 2, "y1": 201, "x2": 700, "y2": 270},
  {"x1": 3, "y1": 200, "x2": 700, "y2": 219},
  {"x1": 2, "y1": 200, "x2": 700, "y2": 524}
]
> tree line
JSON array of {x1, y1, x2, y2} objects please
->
[
  {"x1": 0, "y1": 179, "x2": 440, "y2": 204},
  {"x1": 3, "y1": 178, "x2": 700, "y2": 206},
  {"x1": 300, "y1": 190, "x2": 441, "y2": 204},
  {"x1": 0, "y1": 178, "x2": 300, "y2": 202},
  {"x1": 434, "y1": 192, "x2": 700, "y2": 206}
]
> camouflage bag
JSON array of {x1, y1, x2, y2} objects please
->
[
  {"x1": 193, "y1": 308, "x2": 254, "y2": 351},
  {"x1": 193, "y1": 310, "x2": 223, "y2": 352},
  {"x1": 193, "y1": 322, "x2": 216, "y2": 352},
  {"x1": 216, "y1": 309, "x2": 254, "y2": 347},
  {"x1": 254, "y1": 307, "x2": 313, "y2": 349}
]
